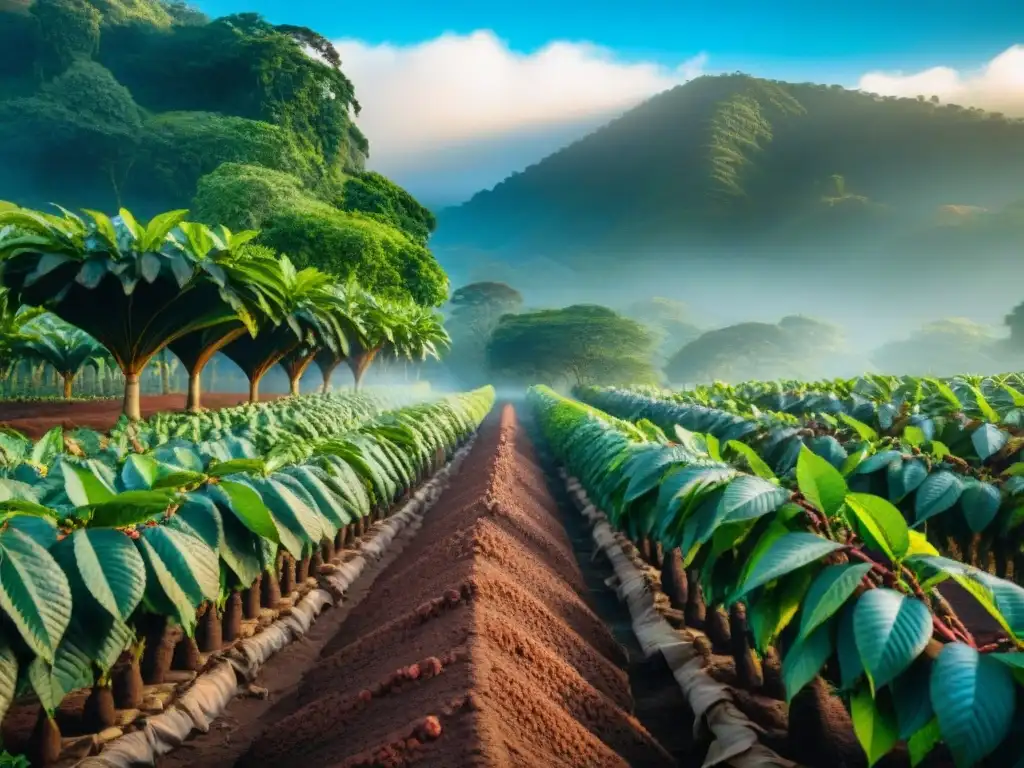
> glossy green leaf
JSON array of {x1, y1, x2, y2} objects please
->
[
  {"x1": 845, "y1": 492, "x2": 909, "y2": 561},
  {"x1": 799, "y1": 562, "x2": 872, "y2": 641},
  {"x1": 0, "y1": 529, "x2": 72, "y2": 662},
  {"x1": 730, "y1": 532, "x2": 842, "y2": 602},
  {"x1": 782, "y1": 620, "x2": 833, "y2": 702},
  {"x1": 853, "y1": 588, "x2": 932, "y2": 692},
  {"x1": 797, "y1": 445, "x2": 848, "y2": 517},
  {"x1": 718, "y1": 475, "x2": 790, "y2": 524},
  {"x1": 931, "y1": 642, "x2": 1015, "y2": 767},
  {"x1": 914, "y1": 470, "x2": 963, "y2": 524},
  {"x1": 54, "y1": 529, "x2": 145, "y2": 621},
  {"x1": 851, "y1": 687, "x2": 899, "y2": 767}
]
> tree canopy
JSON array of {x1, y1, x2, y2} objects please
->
[
  {"x1": 487, "y1": 304, "x2": 657, "y2": 387},
  {"x1": 0, "y1": 2, "x2": 446, "y2": 306}
]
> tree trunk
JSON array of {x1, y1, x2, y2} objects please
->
[
  {"x1": 289, "y1": 375, "x2": 300, "y2": 396},
  {"x1": 320, "y1": 362, "x2": 339, "y2": 393},
  {"x1": 186, "y1": 371, "x2": 202, "y2": 412},
  {"x1": 348, "y1": 348, "x2": 379, "y2": 391},
  {"x1": 160, "y1": 349, "x2": 170, "y2": 395},
  {"x1": 61, "y1": 373, "x2": 73, "y2": 399},
  {"x1": 248, "y1": 376, "x2": 260, "y2": 404},
  {"x1": 122, "y1": 372, "x2": 141, "y2": 421}
]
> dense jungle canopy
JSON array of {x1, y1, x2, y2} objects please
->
[{"x1": 0, "y1": 0, "x2": 447, "y2": 305}]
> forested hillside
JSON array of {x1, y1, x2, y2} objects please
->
[
  {"x1": 436, "y1": 74, "x2": 1024, "y2": 265},
  {"x1": 0, "y1": 0, "x2": 447, "y2": 305}
]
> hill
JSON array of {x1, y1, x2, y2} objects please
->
[
  {"x1": 434, "y1": 74, "x2": 1024, "y2": 269},
  {"x1": 0, "y1": 0, "x2": 447, "y2": 305}
]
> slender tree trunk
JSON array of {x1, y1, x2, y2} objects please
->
[
  {"x1": 248, "y1": 376, "x2": 260, "y2": 404},
  {"x1": 348, "y1": 349, "x2": 379, "y2": 391},
  {"x1": 160, "y1": 350, "x2": 170, "y2": 395},
  {"x1": 319, "y1": 362, "x2": 340, "y2": 394},
  {"x1": 289, "y1": 376, "x2": 300, "y2": 396},
  {"x1": 123, "y1": 372, "x2": 141, "y2": 421},
  {"x1": 62, "y1": 373, "x2": 73, "y2": 399},
  {"x1": 186, "y1": 371, "x2": 202, "y2": 412}
]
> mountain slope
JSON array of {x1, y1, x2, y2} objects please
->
[{"x1": 435, "y1": 74, "x2": 1024, "y2": 262}]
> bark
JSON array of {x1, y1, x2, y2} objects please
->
[
  {"x1": 684, "y1": 568, "x2": 707, "y2": 628},
  {"x1": 223, "y1": 592, "x2": 243, "y2": 642},
  {"x1": 319, "y1": 361, "x2": 340, "y2": 393},
  {"x1": 348, "y1": 348, "x2": 380, "y2": 390},
  {"x1": 61, "y1": 372, "x2": 73, "y2": 399},
  {"x1": 28, "y1": 712, "x2": 62, "y2": 767},
  {"x1": 661, "y1": 548, "x2": 688, "y2": 612},
  {"x1": 112, "y1": 657, "x2": 144, "y2": 709},
  {"x1": 248, "y1": 376, "x2": 260, "y2": 404},
  {"x1": 730, "y1": 603, "x2": 763, "y2": 690},
  {"x1": 186, "y1": 371, "x2": 202, "y2": 412},
  {"x1": 122, "y1": 371, "x2": 141, "y2": 421},
  {"x1": 82, "y1": 685, "x2": 116, "y2": 731}
]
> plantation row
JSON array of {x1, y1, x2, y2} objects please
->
[
  {"x1": 0, "y1": 203, "x2": 449, "y2": 417},
  {"x1": 531, "y1": 385, "x2": 1024, "y2": 767},
  {"x1": 579, "y1": 385, "x2": 1024, "y2": 585},
  {"x1": 0, "y1": 386, "x2": 495, "y2": 760}
]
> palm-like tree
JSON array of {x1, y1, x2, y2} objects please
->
[
  {"x1": 0, "y1": 287, "x2": 46, "y2": 378},
  {"x1": 16, "y1": 313, "x2": 106, "y2": 397},
  {"x1": 0, "y1": 203, "x2": 282, "y2": 419},
  {"x1": 220, "y1": 255, "x2": 360, "y2": 402},
  {"x1": 344, "y1": 296, "x2": 450, "y2": 389},
  {"x1": 167, "y1": 245, "x2": 290, "y2": 411}
]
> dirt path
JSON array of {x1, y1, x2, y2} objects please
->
[
  {"x1": 157, "y1": 404, "x2": 689, "y2": 767},
  {"x1": 0, "y1": 394, "x2": 283, "y2": 437}
]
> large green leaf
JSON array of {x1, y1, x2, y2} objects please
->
[
  {"x1": 782, "y1": 620, "x2": 833, "y2": 702},
  {"x1": 121, "y1": 454, "x2": 160, "y2": 491},
  {"x1": 797, "y1": 445, "x2": 847, "y2": 517},
  {"x1": 136, "y1": 526, "x2": 218, "y2": 627},
  {"x1": 730, "y1": 532, "x2": 842, "y2": 602},
  {"x1": 718, "y1": 475, "x2": 790, "y2": 524},
  {"x1": 0, "y1": 636, "x2": 18, "y2": 722},
  {"x1": 914, "y1": 471, "x2": 963, "y2": 524},
  {"x1": 53, "y1": 529, "x2": 145, "y2": 621},
  {"x1": 725, "y1": 440, "x2": 775, "y2": 480},
  {"x1": 208, "y1": 481, "x2": 279, "y2": 543},
  {"x1": 798, "y1": 562, "x2": 873, "y2": 641},
  {"x1": 851, "y1": 687, "x2": 899, "y2": 767},
  {"x1": 931, "y1": 642, "x2": 1015, "y2": 767},
  {"x1": 86, "y1": 489, "x2": 179, "y2": 528},
  {"x1": 844, "y1": 493, "x2": 909, "y2": 561},
  {"x1": 0, "y1": 528, "x2": 72, "y2": 662},
  {"x1": 959, "y1": 480, "x2": 1001, "y2": 533},
  {"x1": 62, "y1": 461, "x2": 115, "y2": 507},
  {"x1": 853, "y1": 588, "x2": 931, "y2": 692}
]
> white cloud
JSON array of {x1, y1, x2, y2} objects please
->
[
  {"x1": 333, "y1": 31, "x2": 706, "y2": 170},
  {"x1": 857, "y1": 45, "x2": 1024, "y2": 115}
]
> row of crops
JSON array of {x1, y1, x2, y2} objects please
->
[
  {"x1": 530, "y1": 381, "x2": 1024, "y2": 767},
  {"x1": 0, "y1": 203, "x2": 450, "y2": 415},
  {"x1": 0, "y1": 386, "x2": 495, "y2": 761}
]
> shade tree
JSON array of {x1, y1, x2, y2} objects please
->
[
  {"x1": 486, "y1": 304, "x2": 657, "y2": 387},
  {"x1": 0, "y1": 202, "x2": 285, "y2": 419},
  {"x1": 16, "y1": 313, "x2": 105, "y2": 397}
]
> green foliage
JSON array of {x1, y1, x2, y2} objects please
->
[
  {"x1": 531, "y1": 384, "x2": 1024, "y2": 766},
  {"x1": 487, "y1": 304, "x2": 657, "y2": 387},
  {"x1": 131, "y1": 112, "x2": 313, "y2": 205},
  {"x1": 192, "y1": 164, "x2": 449, "y2": 307},
  {"x1": 336, "y1": 171, "x2": 437, "y2": 245},
  {"x1": 0, "y1": 386, "x2": 495, "y2": 734},
  {"x1": 31, "y1": 0, "x2": 102, "y2": 76},
  {"x1": 0, "y1": 4, "x2": 443, "y2": 307}
]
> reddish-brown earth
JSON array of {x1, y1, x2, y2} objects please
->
[
  {"x1": 158, "y1": 404, "x2": 688, "y2": 768},
  {"x1": 0, "y1": 394, "x2": 283, "y2": 437}
]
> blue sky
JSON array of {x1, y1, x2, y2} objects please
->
[{"x1": 195, "y1": 0, "x2": 1024, "y2": 206}]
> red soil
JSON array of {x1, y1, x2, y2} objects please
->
[
  {"x1": 232, "y1": 404, "x2": 676, "y2": 768},
  {"x1": 0, "y1": 394, "x2": 283, "y2": 437}
]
